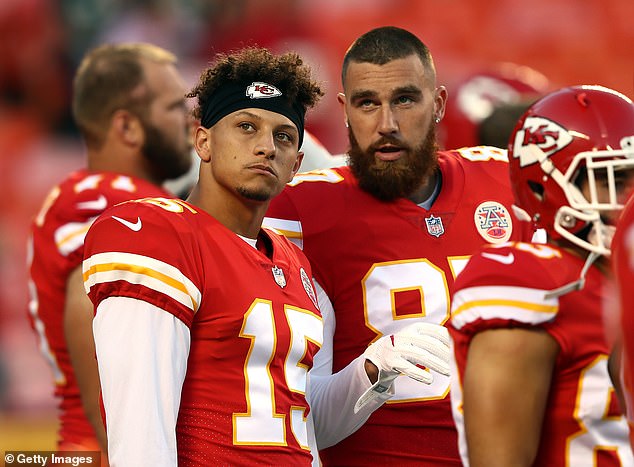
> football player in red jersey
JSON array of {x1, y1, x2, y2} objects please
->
[
  {"x1": 450, "y1": 85, "x2": 634, "y2": 465},
  {"x1": 83, "y1": 46, "x2": 451, "y2": 466},
  {"x1": 613, "y1": 190, "x2": 634, "y2": 450},
  {"x1": 27, "y1": 43, "x2": 193, "y2": 463},
  {"x1": 264, "y1": 26, "x2": 525, "y2": 465}
]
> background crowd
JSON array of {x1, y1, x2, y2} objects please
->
[{"x1": 1, "y1": 0, "x2": 633, "y2": 451}]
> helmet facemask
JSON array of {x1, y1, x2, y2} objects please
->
[{"x1": 550, "y1": 146, "x2": 634, "y2": 256}]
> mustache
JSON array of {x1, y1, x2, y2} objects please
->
[{"x1": 368, "y1": 136, "x2": 409, "y2": 153}]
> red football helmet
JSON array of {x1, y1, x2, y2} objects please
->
[
  {"x1": 509, "y1": 85, "x2": 634, "y2": 255},
  {"x1": 439, "y1": 63, "x2": 549, "y2": 149}
]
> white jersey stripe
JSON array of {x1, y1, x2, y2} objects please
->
[
  {"x1": 451, "y1": 285, "x2": 558, "y2": 329},
  {"x1": 83, "y1": 252, "x2": 201, "y2": 312},
  {"x1": 55, "y1": 218, "x2": 96, "y2": 256}
]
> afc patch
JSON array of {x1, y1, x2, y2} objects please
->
[
  {"x1": 424, "y1": 214, "x2": 445, "y2": 237},
  {"x1": 474, "y1": 201, "x2": 513, "y2": 244}
]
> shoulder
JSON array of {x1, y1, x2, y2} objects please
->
[
  {"x1": 288, "y1": 165, "x2": 352, "y2": 187},
  {"x1": 86, "y1": 197, "x2": 201, "y2": 258},
  {"x1": 439, "y1": 146, "x2": 509, "y2": 177},
  {"x1": 265, "y1": 166, "x2": 353, "y2": 232},
  {"x1": 83, "y1": 197, "x2": 204, "y2": 325},
  {"x1": 450, "y1": 242, "x2": 568, "y2": 332},
  {"x1": 455, "y1": 242, "x2": 567, "y2": 292},
  {"x1": 44, "y1": 171, "x2": 169, "y2": 222}
]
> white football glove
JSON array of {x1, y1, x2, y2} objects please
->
[{"x1": 354, "y1": 322, "x2": 451, "y2": 413}]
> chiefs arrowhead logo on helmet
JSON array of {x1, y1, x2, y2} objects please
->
[
  {"x1": 512, "y1": 116, "x2": 573, "y2": 167},
  {"x1": 246, "y1": 82, "x2": 282, "y2": 99}
]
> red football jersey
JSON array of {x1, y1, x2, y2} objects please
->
[
  {"x1": 450, "y1": 242, "x2": 632, "y2": 465},
  {"x1": 614, "y1": 198, "x2": 634, "y2": 449},
  {"x1": 27, "y1": 170, "x2": 170, "y2": 447},
  {"x1": 265, "y1": 147, "x2": 522, "y2": 465},
  {"x1": 83, "y1": 197, "x2": 324, "y2": 465}
]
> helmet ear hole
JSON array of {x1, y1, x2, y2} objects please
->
[{"x1": 528, "y1": 180, "x2": 545, "y2": 202}]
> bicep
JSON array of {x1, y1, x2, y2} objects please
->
[
  {"x1": 64, "y1": 265, "x2": 94, "y2": 336},
  {"x1": 463, "y1": 327, "x2": 558, "y2": 467},
  {"x1": 93, "y1": 297, "x2": 191, "y2": 467}
]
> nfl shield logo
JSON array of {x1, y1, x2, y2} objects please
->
[
  {"x1": 272, "y1": 266, "x2": 286, "y2": 288},
  {"x1": 425, "y1": 215, "x2": 445, "y2": 237}
]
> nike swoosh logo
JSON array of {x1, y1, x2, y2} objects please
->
[
  {"x1": 111, "y1": 215, "x2": 142, "y2": 232},
  {"x1": 481, "y1": 251, "x2": 515, "y2": 265},
  {"x1": 76, "y1": 195, "x2": 108, "y2": 211}
]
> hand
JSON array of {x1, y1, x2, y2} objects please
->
[{"x1": 355, "y1": 322, "x2": 451, "y2": 413}]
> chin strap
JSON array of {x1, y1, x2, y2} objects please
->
[{"x1": 543, "y1": 251, "x2": 601, "y2": 299}]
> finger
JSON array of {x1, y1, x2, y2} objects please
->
[
  {"x1": 396, "y1": 348, "x2": 450, "y2": 376},
  {"x1": 393, "y1": 360, "x2": 434, "y2": 384},
  {"x1": 411, "y1": 323, "x2": 450, "y2": 345},
  {"x1": 397, "y1": 335, "x2": 451, "y2": 362}
]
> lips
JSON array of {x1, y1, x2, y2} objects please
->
[
  {"x1": 375, "y1": 145, "x2": 405, "y2": 161},
  {"x1": 248, "y1": 163, "x2": 277, "y2": 177}
]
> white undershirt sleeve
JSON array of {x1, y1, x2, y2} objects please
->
[
  {"x1": 307, "y1": 280, "x2": 392, "y2": 449},
  {"x1": 311, "y1": 280, "x2": 334, "y2": 376},
  {"x1": 93, "y1": 297, "x2": 191, "y2": 467},
  {"x1": 308, "y1": 356, "x2": 392, "y2": 449}
]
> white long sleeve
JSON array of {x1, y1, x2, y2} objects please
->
[
  {"x1": 93, "y1": 297, "x2": 190, "y2": 467},
  {"x1": 308, "y1": 281, "x2": 392, "y2": 449}
]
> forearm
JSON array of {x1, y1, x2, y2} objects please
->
[
  {"x1": 64, "y1": 266, "x2": 108, "y2": 453},
  {"x1": 309, "y1": 355, "x2": 390, "y2": 449}
]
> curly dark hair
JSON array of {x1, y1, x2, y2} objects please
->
[{"x1": 188, "y1": 47, "x2": 323, "y2": 121}]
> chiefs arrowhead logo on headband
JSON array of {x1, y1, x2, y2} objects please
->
[
  {"x1": 201, "y1": 80, "x2": 305, "y2": 146},
  {"x1": 246, "y1": 82, "x2": 282, "y2": 99}
]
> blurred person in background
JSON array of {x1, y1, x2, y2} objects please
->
[
  {"x1": 297, "y1": 130, "x2": 346, "y2": 172},
  {"x1": 438, "y1": 63, "x2": 549, "y2": 150},
  {"x1": 27, "y1": 42, "x2": 192, "y2": 461},
  {"x1": 450, "y1": 85, "x2": 634, "y2": 465},
  {"x1": 476, "y1": 100, "x2": 533, "y2": 149},
  {"x1": 264, "y1": 26, "x2": 528, "y2": 465}
]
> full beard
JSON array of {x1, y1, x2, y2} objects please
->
[
  {"x1": 142, "y1": 122, "x2": 192, "y2": 182},
  {"x1": 348, "y1": 127, "x2": 439, "y2": 202}
]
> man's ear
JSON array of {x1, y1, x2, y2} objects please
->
[
  {"x1": 112, "y1": 109, "x2": 143, "y2": 147},
  {"x1": 290, "y1": 151, "x2": 304, "y2": 182},
  {"x1": 434, "y1": 85, "x2": 448, "y2": 122},
  {"x1": 194, "y1": 126, "x2": 212, "y2": 162},
  {"x1": 337, "y1": 92, "x2": 349, "y2": 129}
]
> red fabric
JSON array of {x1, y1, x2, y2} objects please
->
[
  {"x1": 84, "y1": 198, "x2": 322, "y2": 465},
  {"x1": 450, "y1": 243, "x2": 630, "y2": 465},
  {"x1": 266, "y1": 148, "x2": 523, "y2": 465},
  {"x1": 28, "y1": 169, "x2": 170, "y2": 447}
]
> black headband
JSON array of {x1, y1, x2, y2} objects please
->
[{"x1": 200, "y1": 81, "x2": 305, "y2": 147}]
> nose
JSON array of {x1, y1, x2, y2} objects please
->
[
  {"x1": 378, "y1": 106, "x2": 398, "y2": 135},
  {"x1": 254, "y1": 131, "x2": 276, "y2": 159}
]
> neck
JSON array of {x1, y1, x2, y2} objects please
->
[
  {"x1": 187, "y1": 183, "x2": 267, "y2": 238},
  {"x1": 407, "y1": 169, "x2": 439, "y2": 205},
  {"x1": 88, "y1": 148, "x2": 161, "y2": 185}
]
